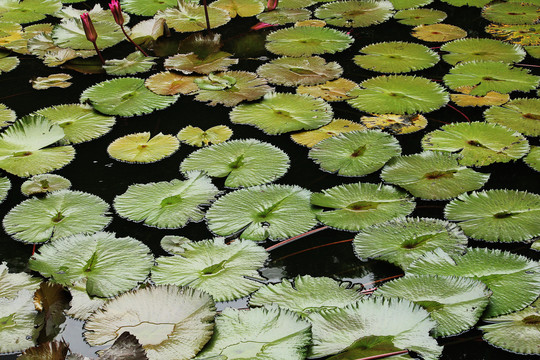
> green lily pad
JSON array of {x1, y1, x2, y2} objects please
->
[
  {"x1": 388, "y1": 0, "x2": 433, "y2": 10},
  {"x1": 482, "y1": 2, "x2": 540, "y2": 25},
  {"x1": 249, "y1": 275, "x2": 364, "y2": 317},
  {"x1": 440, "y1": 0, "x2": 492, "y2": 6},
  {"x1": 347, "y1": 75, "x2": 449, "y2": 114},
  {"x1": 394, "y1": 8, "x2": 447, "y2": 26},
  {"x1": 195, "y1": 306, "x2": 312, "y2": 360},
  {"x1": 84, "y1": 285, "x2": 216, "y2": 360},
  {"x1": 205, "y1": 184, "x2": 318, "y2": 241},
  {"x1": 52, "y1": 17, "x2": 124, "y2": 51},
  {"x1": 31, "y1": 74, "x2": 71, "y2": 90},
  {"x1": 107, "y1": 132, "x2": 180, "y2": 163},
  {"x1": 524, "y1": 145, "x2": 540, "y2": 172},
  {"x1": 485, "y1": 23, "x2": 540, "y2": 46},
  {"x1": 29, "y1": 232, "x2": 153, "y2": 298},
  {"x1": 421, "y1": 122, "x2": 530, "y2": 167},
  {"x1": 266, "y1": 26, "x2": 353, "y2": 57},
  {"x1": 296, "y1": 78, "x2": 359, "y2": 102},
  {"x1": 180, "y1": 139, "x2": 289, "y2": 188},
  {"x1": 20, "y1": 174, "x2": 71, "y2": 196},
  {"x1": 80, "y1": 77, "x2": 179, "y2": 117},
  {"x1": 103, "y1": 51, "x2": 157, "y2": 76},
  {"x1": 0, "y1": 0, "x2": 61, "y2": 24},
  {"x1": 256, "y1": 56, "x2": 343, "y2": 86},
  {"x1": 484, "y1": 98, "x2": 540, "y2": 137},
  {"x1": 0, "y1": 54, "x2": 19, "y2": 73},
  {"x1": 120, "y1": 0, "x2": 178, "y2": 16},
  {"x1": 311, "y1": 182, "x2": 415, "y2": 231},
  {"x1": 164, "y1": 51, "x2": 237, "y2": 75},
  {"x1": 3, "y1": 189, "x2": 111, "y2": 244},
  {"x1": 0, "y1": 103, "x2": 15, "y2": 128},
  {"x1": 157, "y1": 2, "x2": 230, "y2": 32},
  {"x1": 407, "y1": 247, "x2": 540, "y2": 317},
  {"x1": 445, "y1": 189, "x2": 540, "y2": 242},
  {"x1": 353, "y1": 217, "x2": 468, "y2": 269},
  {"x1": 32, "y1": 104, "x2": 116, "y2": 144},
  {"x1": 274, "y1": 0, "x2": 316, "y2": 8},
  {"x1": 113, "y1": 172, "x2": 219, "y2": 229},
  {"x1": 65, "y1": 279, "x2": 107, "y2": 321},
  {"x1": 309, "y1": 130, "x2": 401, "y2": 177},
  {"x1": 160, "y1": 235, "x2": 191, "y2": 255},
  {"x1": 0, "y1": 290, "x2": 39, "y2": 353},
  {"x1": 177, "y1": 125, "x2": 232, "y2": 147},
  {"x1": 377, "y1": 275, "x2": 491, "y2": 337},
  {"x1": 290, "y1": 118, "x2": 366, "y2": 147},
  {"x1": 152, "y1": 238, "x2": 268, "y2": 301},
  {"x1": 230, "y1": 92, "x2": 333, "y2": 135},
  {"x1": 210, "y1": 0, "x2": 265, "y2": 18},
  {"x1": 440, "y1": 38, "x2": 526, "y2": 65},
  {"x1": 0, "y1": 176, "x2": 10, "y2": 204},
  {"x1": 314, "y1": 0, "x2": 394, "y2": 28},
  {"x1": 443, "y1": 61, "x2": 540, "y2": 96},
  {"x1": 0, "y1": 262, "x2": 41, "y2": 300},
  {"x1": 256, "y1": 8, "x2": 312, "y2": 25},
  {"x1": 380, "y1": 151, "x2": 490, "y2": 200}
]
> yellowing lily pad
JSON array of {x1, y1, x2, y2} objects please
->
[
  {"x1": 291, "y1": 119, "x2": 366, "y2": 147},
  {"x1": 30, "y1": 73, "x2": 72, "y2": 90},
  {"x1": 107, "y1": 132, "x2": 180, "y2": 163},
  {"x1": 485, "y1": 24, "x2": 540, "y2": 46},
  {"x1": 210, "y1": 0, "x2": 265, "y2": 17},
  {"x1": 0, "y1": 103, "x2": 16, "y2": 128},
  {"x1": 164, "y1": 51, "x2": 238, "y2": 75},
  {"x1": 0, "y1": 53, "x2": 19, "y2": 73},
  {"x1": 411, "y1": 24, "x2": 467, "y2": 42},
  {"x1": 145, "y1": 71, "x2": 201, "y2": 95},
  {"x1": 360, "y1": 114, "x2": 428, "y2": 135},
  {"x1": 451, "y1": 91, "x2": 510, "y2": 107},
  {"x1": 296, "y1": 78, "x2": 358, "y2": 101},
  {"x1": 177, "y1": 125, "x2": 233, "y2": 147}
]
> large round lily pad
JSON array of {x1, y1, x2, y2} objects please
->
[
  {"x1": 314, "y1": 0, "x2": 394, "y2": 28},
  {"x1": 484, "y1": 98, "x2": 540, "y2": 137}
]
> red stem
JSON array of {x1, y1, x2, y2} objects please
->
[
  {"x1": 203, "y1": 0, "x2": 211, "y2": 31},
  {"x1": 120, "y1": 24, "x2": 149, "y2": 56},
  {"x1": 355, "y1": 350, "x2": 409, "y2": 360},
  {"x1": 272, "y1": 238, "x2": 353, "y2": 262},
  {"x1": 446, "y1": 103, "x2": 470, "y2": 123},
  {"x1": 361, "y1": 287, "x2": 378, "y2": 294},
  {"x1": 515, "y1": 63, "x2": 540, "y2": 68},
  {"x1": 32, "y1": 244, "x2": 36, "y2": 256},
  {"x1": 92, "y1": 41, "x2": 105, "y2": 64},
  {"x1": 362, "y1": 274, "x2": 403, "y2": 287},
  {"x1": 265, "y1": 226, "x2": 329, "y2": 251}
]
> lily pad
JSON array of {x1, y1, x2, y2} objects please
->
[
  {"x1": 0, "y1": 0, "x2": 61, "y2": 24},
  {"x1": 388, "y1": 0, "x2": 433, "y2": 10},
  {"x1": 152, "y1": 238, "x2": 267, "y2": 301},
  {"x1": 20, "y1": 174, "x2": 71, "y2": 196},
  {"x1": 309, "y1": 130, "x2": 401, "y2": 177},
  {"x1": 394, "y1": 8, "x2": 447, "y2": 26},
  {"x1": 376, "y1": 275, "x2": 491, "y2": 337},
  {"x1": 65, "y1": 279, "x2": 107, "y2": 321},
  {"x1": 32, "y1": 104, "x2": 115, "y2": 144},
  {"x1": 290, "y1": 118, "x2": 366, "y2": 147},
  {"x1": 274, "y1": 0, "x2": 316, "y2": 8},
  {"x1": 524, "y1": 145, "x2": 540, "y2": 172},
  {"x1": 0, "y1": 103, "x2": 15, "y2": 128},
  {"x1": 0, "y1": 262, "x2": 41, "y2": 300},
  {"x1": 29, "y1": 232, "x2": 153, "y2": 298},
  {"x1": 381, "y1": 151, "x2": 490, "y2": 200},
  {"x1": 31, "y1": 74, "x2": 71, "y2": 90},
  {"x1": 353, "y1": 217, "x2": 468, "y2": 269},
  {"x1": 407, "y1": 247, "x2": 540, "y2": 317},
  {"x1": 205, "y1": 184, "x2": 317, "y2": 241},
  {"x1": 311, "y1": 182, "x2": 415, "y2": 231},
  {"x1": 229, "y1": 92, "x2": 333, "y2": 135},
  {"x1": 484, "y1": 98, "x2": 540, "y2": 137},
  {"x1": 265, "y1": 26, "x2": 353, "y2": 57},
  {"x1": 0, "y1": 176, "x2": 9, "y2": 204},
  {"x1": 107, "y1": 132, "x2": 180, "y2": 163},
  {"x1": 440, "y1": 38, "x2": 526, "y2": 65},
  {"x1": 421, "y1": 122, "x2": 530, "y2": 167},
  {"x1": 353, "y1": 41, "x2": 439, "y2": 73},
  {"x1": 314, "y1": 0, "x2": 394, "y2": 28},
  {"x1": 17, "y1": 340, "x2": 69, "y2": 360},
  {"x1": 52, "y1": 17, "x2": 124, "y2": 50},
  {"x1": 3, "y1": 189, "x2": 111, "y2": 244},
  {"x1": 120, "y1": 0, "x2": 178, "y2": 16},
  {"x1": 411, "y1": 24, "x2": 467, "y2": 42},
  {"x1": 84, "y1": 285, "x2": 216, "y2": 360},
  {"x1": 177, "y1": 125, "x2": 232, "y2": 147},
  {"x1": 0, "y1": 55, "x2": 19, "y2": 73},
  {"x1": 296, "y1": 78, "x2": 358, "y2": 102},
  {"x1": 113, "y1": 172, "x2": 219, "y2": 229},
  {"x1": 360, "y1": 113, "x2": 428, "y2": 134},
  {"x1": 257, "y1": 8, "x2": 311, "y2": 25},
  {"x1": 445, "y1": 189, "x2": 540, "y2": 242},
  {"x1": 485, "y1": 23, "x2": 540, "y2": 46},
  {"x1": 80, "y1": 77, "x2": 179, "y2": 117},
  {"x1": 0, "y1": 290, "x2": 39, "y2": 353},
  {"x1": 482, "y1": 2, "x2": 540, "y2": 25},
  {"x1": 441, "y1": 0, "x2": 492, "y2": 6},
  {"x1": 257, "y1": 56, "x2": 343, "y2": 86},
  {"x1": 103, "y1": 52, "x2": 157, "y2": 76},
  {"x1": 164, "y1": 51, "x2": 237, "y2": 75},
  {"x1": 180, "y1": 139, "x2": 289, "y2": 188},
  {"x1": 450, "y1": 91, "x2": 510, "y2": 107},
  {"x1": 443, "y1": 61, "x2": 540, "y2": 96},
  {"x1": 0, "y1": 115, "x2": 75, "y2": 177},
  {"x1": 210, "y1": 0, "x2": 265, "y2": 18},
  {"x1": 145, "y1": 71, "x2": 200, "y2": 95},
  {"x1": 249, "y1": 275, "x2": 364, "y2": 317},
  {"x1": 157, "y1": 2, "x2": 230, "y2": 32},
  {"x1": 347, "y1": 75, "x2": 449, "y2": 114}
]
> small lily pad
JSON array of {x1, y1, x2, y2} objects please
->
[
  {"x1": 257, "y1": 8, "x2": 311, "y2": 25},
  {"x1": 257, "y1": 56, "x2": 343, "y2": 86},
  {"x1": 120, "y1": 0, "x2": 178, "y2": 16},
  {"x1": 451, "y1": 91, "x2": 510, "y2": 107},
  {"x1": 411, "y1": 24, "x2": 467, "y2": 42},
  {"x1": 524, "y1": 145, "x2": 540, "y2": 172},
  {"x1": 164, "y1": 51, "x2": 237, "y2": 75},
  {"x1": 0, "y1": 176, "x2": 9, "y2": 204},
  {"x1": 31, "y1": 73, "x2": 71, "y2": 90},
  {"x1": 360, "y1": 113, "x2": 428, "y2": 134},
  {"x1": 0, "y1": 103, "x2": 16, "y2": 128},
  {"x1": 145, "y1": 71, "x2": 200, "y2": 95},
  {"x1": 177, "y1": 125, "x2": 232, "y2": 147},
  {"x1": 290, "y1": 118, "x2": 366, "y2": 147},
  {"x1": 21, "y1": 174, "x2": 71, "y2": 196},
  {"x1": 107, "y1": 132, "x2": 180, "y2": 163},
  {"x1": 315, "y1": 0, "x2": 394, "y2": 28},
  {"x1": 103, "y1": 51, "x2": 157, "y2": 76},
  {"x1": 160, "y1": 235, "x2": 191, "y2": 255},
  {"x1": 210, "y1": 0, "x2": 265, "y2": 18},
  {"x1": 484, "y1": 98, "x2": 540, "y2": 137},
  {"x1": 157, "y1": 2, "x2": 230, "y2": 32},
  {"x1": 296, "y1": 78, "x2": 358, "y2": 102},
  {"x1": 0, "y1": 55, "x2": 19, "y2": 73},
  {"x1": 485, "y1": 23, "x2": 540, "y2": 46},
  {"x1": 394, "y1": 8, "x2": 447, "y2": 26}
]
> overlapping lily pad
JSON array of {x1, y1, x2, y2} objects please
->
[
  {"x1": 440, "y1": 38, "x2": 526, "y2": 65},
  {"x1": 120, "y1": 0, "x2": 178, "y2": 16},
  {"x1": 482, "y1": 2, "x2": 540, "y2": 25},
  {"x1": 524, "y1": 145, "x2": 540, "y2": 172},
  {"x1": 485, "y1": 24, "x2": 540, "y2": 46},
  {"x1": 177, "y1": 125, "x2": 232, "y2": 147},
  {"x1": 484, "y1": 98, "x2": 540, "y2": 137},
  {"x1": 296, "y1": 78, "x2": 358, "y2": 101},
  {"x1": 164, "y1": 51, "x2": 237, "y2": 75},
  {"x1": 257, "y1": 56, "x2": 342, "y2": 86},
  {"x1": 0, "y1": 53, "x2": 19, "y2": 74},
  {"x1": 0, "y1": 262, "x2": 41, "y2": 299},
  {"x1": 107, "y1": 132, "x2": 180, "y2": 163},
  {"x1": 52, "y1": 17, "x2": 124, "y2": 50},
  {"x1": 103, "y1": 52, "x2": 157, "y2": 76},
  {"x1": 360, "y1": 113, "x2": 428, "y2": 134},
  {"x1": 257, "y1": 8, "x2": 311, "y2": 25},
  {"x1": 145, "y1": 72, "x2": 200, "y2": 95},
  {"x1": 411, "y1": 23, "x2": 467, "y2": 42},
  {"x1": 0, "y1": 289, "x2": 39, "y2": 353},
  {"x1": 290, "y1": 119, "x2": 366, "y2": 147},
  {"x1": 0, "y1": 103, "x2": 15, "y2": 128},
  {"x1": 314, "y1": 0, "x2": 394, "y2": 28},
  {"x1": 394, "y1": 8, "x2": 447, "y2": 26},
  {"x1": 157, "y1": 2, "x2": 231, "y2": 32},
  {"x1": 20, "y1": 174, "x2": 71, "y2": 196},
  {"x1": 0, "y1": 0, "x2": 61, "y2": 24},
  {"x1": 388, "y1": 0, "x2": 433, "y2": 10},
  {"x1": 210, "y1": 0, "x2": 265, "y2": 18}
]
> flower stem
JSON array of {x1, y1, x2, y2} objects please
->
[
  {"x1": 265, "y1": 226, "x2": 329, "y2": 251},
  {"x1": 120, "y1": 24, "x2": 149, "y2": 57},
  {"x1": 355, "y1": 350, "x2": 409, "y2": 360},
  {"x1": 92, "y1": 41, "x2": 105, "y2": 64},
  {"x1": 203, "y1": 0, "x2": 211, "y2": 31}
]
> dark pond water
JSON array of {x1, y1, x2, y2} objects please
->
[{"x1": 0, "y1": 0, "x2": 539, "y2": 359}]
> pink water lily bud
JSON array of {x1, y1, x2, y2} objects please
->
[
  {"x1": 251, "y1": 22, "x2": 276, "y2": 30},
  {"x1": 80, "y1": 13, "x2": 98, "y2": 43},
  {"x1": 267, "y1": 0, "x2": 278, "y2": 11},
  {"x1": 109, "y1": 0, "x2": 124, "y2": 26}
]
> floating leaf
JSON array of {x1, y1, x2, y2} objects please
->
[
  {"x1": 440, "y1": 38, "x2": 526, "y2": 65},
  {"x1": 394, "y1": 8, "x2": 447, "y2": 26},
  {"x1": 194, "y1": 71, "x2": 272, "y2": 107},
  {"x1": 257, "y1": 8, "x2": 311, "y2": 25},
  {"x1": 482, "y1": 2, "x2": 539, "y2": 25},
  {"x1": 407, "y1": 248, "x2": 540, "y2": 317},
  {"x1": 307, "y1": 297, "x2": 441, "y2": 359},
  {"x1": 20, "y1": 174, "x2": 71, "y2": 196},
  {"x1": 480, "y1": 298, "x2": 540, "y2": 354},
  {"x1": 17, "y1": 340, "x2": 69, "y2": 360},
  {"x1": 80, "y1": 77, "x2": 179, "y2": 117},
  {"x1": 107, "y1": 132, "x2": 179, "y2": 163},
  {"x1": 450, "y1": 91, "x2": 510, "y2": 107},
  {"x1": 311, "y1": 182, "x2": 415, "y2": 231},
  {"x1": 120, "y1": 0, "x2": 178, "y2": 16},
  {"x1": 381, "y1": 151, "x2": 490, "y2": 200},
  {"x1": 388, "y1": 0, "x2": 433, "y2": 10},
  {"x1": 52, "y1": 17, "x2": 124, "y2": 50},
  {"x1": 0, "y1": 115, "x2": 75, "y2": 177},
  {"x1": 440, "y1": 0, "x2": 491, "y2": 6},
  {"x1": 32, "y1": 282, "x2": 69, "y2": 343},
  {"x1": 257, "y1": 56, "x2": 343, "y2": 86},
  {"x1": 443, "y1": 61, "x2": 540, "y2": 95},
  {"x1": 29, "y1": 232, "x2": 153, "y2": 298},
  {"x1": 445, "y1": 189, "x2": 540, "y2": 242},
  {"x1": 114, "y1": 172, "x2": 219, "y2": 229},
  {"x1": 196, "y1": 306, "x2": 311, "y2": 359},
  {"x1": 103, "y1": 52, "x2": 157, "y2": 76},
  {"x1": 377, "y1": 275, "x2": 491, "y2": 337},
  {"x1": 0, "y1": 103, "x2": 16, "y2": 128},
  {"x1": 525, "y1": 45, "x2": 540, "y2": 58},
  {"x1": 0, "y1": 176, "x2": 9, "y2": 203},
  {"x1": 275, "y1": 0, "x2": 316, "y2": 8},
  {"x1": 33, "y1": 104, "x2": 115, "y2": 144},
  {"x1": 347, "y1": 75, "x2": 449, "y2": 114},
  {"x1": 353, "y1": 217, "x2": 468, "y2": 269},
  {"x1": 309, "y1": 130, "x2": 401, "y2": 177},
  {"x1": 65, "y1": 279, "x2": 107, "y2": 321},
  {"x1": 0, "y1": 0, "x2": 61, "y2": 24},
  {"x1": 360, "y1": 113, "x2": 428, "y2": 134},
  {"x1": 131, "y1": 17, "x2": 166, "y2": 45},
  {"x1": 153, "y1": 238, "x2": 267, "y2": 301},
  {"x1": 145, "y1": 71, "x2": 200, "y2": 95},
  {"x1": 0, "y1": 262, "x2": 41, "y2": 300},
  {"x1": 485, "y1": 23, "x2": 540, "y2": 46},
  {"x1": 164, "y1": 51, "x2": 237, "y2": 75},
  {"x1": 160, "y1": 235, "x2": 191, "y2": 255},
  {"x1": 290, "y1": 118, "x2": 366, "y2": 147},
  {"x1": 484, "y1": 98, "x2": 540, "y2": 137},
  {"x1": 0, "y1": 290, "x2": 38, "y2": 353},
  {"x1": 314, "y1": 0, "x2": 394, "y2": 28},
  {"x1": 0, "y1": 54, "x2": 19, "y2": 73},
  {"x1": 230, "y1": 92, "x2": 333, "y2": 134},
  {"x1": 421, "y1": 122, "x2": 530, "y2": 167},
  {"x1": 296, "y1": 78, "x2": 358, "y2": 102},
  {"x1": 249, "y1": 275, "x2": 364, "y2": 317},
  {"x1": 180, "y1": 139, "x2": 289, "y2": 188},
  {"x1": 266, "y1": 26, "x2": 353, "y2": 57},
  {"x1": 210, "y1": 0, "x2": 265, "y2": 17},
  {"x1": 411, "y1": 24, "x2": 467, "y2": 42},
  {"x1": 31, "y1": 74, "x2": 71, "y2": 90},
  {"x1": 3, "y1": 189, "x2": 111, "y2": 244},
  {"x1": 99, "y1": 332, "x2": 149, "y2": 360},
  {"x1": 206, "y1": 184, "x2": 317, "y2": 241},
  {"x1": 353, "y1": 41, "x2": 439, "y2": 73},
  {"x1": 157, "y1": 2, "x2": 230, "y2": 32},
  {"x1": 84, "y1": 285, "x2": 216, "y2": 360},
  {"x1": 524, "y1": 145, "x2": 540, "y2": 172},
  {"x1": 177, "y1": 125, "x2": 232, "y2": 147}
]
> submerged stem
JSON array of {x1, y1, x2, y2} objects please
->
[{"x1": 265, "y1": 226, "x2": 329, "y2": 251}]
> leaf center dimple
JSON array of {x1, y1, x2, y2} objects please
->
[
  {"x1": 493, "y1": 211, "x2": 514, "y2": 219},
  {"x1": 423, "y1": 170, "x2": 457, "y2": 180},
  {"x1": 160, "y1": 194, "x2": 182, "y2": 207},
  {"x1": 401, "y1": 234, "x2": 435, "y2": 249},
  {"x1": 350, "y1": 145, "x2": 367, "y2": 158},
  {"x1": 51, "y1": 212, "x2": 65, "y2": 223},
  {"x1": 200, "y1": 260, "x2": 227, "y2": 276},
  {"x1": 346, "y1": 201, "x2": 379, "y2": 211},
  {"x1": 522, "y1": 315, "x2": 540, "y2": 325}
]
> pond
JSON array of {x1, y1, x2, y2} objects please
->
[{"x1": 0, "y1": 0, "x2": 539, "y2": 359}]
